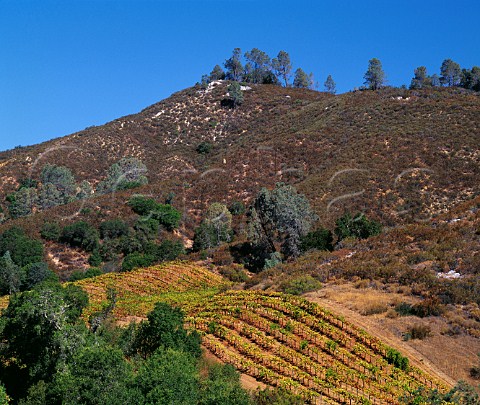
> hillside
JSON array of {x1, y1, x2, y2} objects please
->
[
  {"x1": 0, "y1": 82, "x2": 478, "y2": 236},
  {"x1": 0, "y1": 82, "x2": 479, "y2": 403}
]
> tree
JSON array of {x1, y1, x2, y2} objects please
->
[
  {"x1": 51, "y1": 345, "x2": 137, "y2": 405},
  {"x1": 364, "y1": 58, "x2": 385, "y2": 90},
  {"x1": 130, "y1": 302, "x2": 201, "y2": 359},
  {"x1": 97, "y1": 157, "x2": 148, "y2": 195},
  {"x1": 440, "y1": 58, "x2": 462, "y2": 87},
  {"x1": 410, "y1": 66, "x2": 430, "y2": 89},
  {"x1": 324, "y1": 75, "x2": 336, "y2": 94},
  {"x1": 0, "y1": 227, "x2": 44, "y2": 267},
  {"x1": 136, "y1": 348, "x2": 199, "y2": 405},
  {"x1": 23, "y1": 262, "x2": 56, "y2": 290},
  {"x1": 200, "y1": 363, "x2": 251, "y2": 405},
  {"x1": 293, "y1": 68, "x2": 313, "y2": 89},
  {"x1": 7, "y1": 187, "x2": 37, "y2": 218},
  {"x1": 430, "y1": 73, "x2": 440, "y2": 87},
  {"x1": 0, "y1": 252, "x2": 23, "y2": 295},
  {"x1": 461, "y1": 66, "x2": 480, "y2": 91},
  {"x1": 248, "y1": 183, "x2": 318, "y2": 261},
  {"x1": 209, "y1": 64, "x2": 225, "y2": 81},
  {"x1": 272, "y1": 50, "x2": 292, "y2": 87},
  {"x1": 193, "y1": 204, "x2": 233, "y2": 251},
  {"x1": 227, "y1": 82, "x2": 244, "y2": 108},
  {"x1": 37, "y1": 182, "x2": 64, "y2": 209},
  {"x1": 244, "y1": 48, "x2": 271, "y2": 84},
  {"x1": 40, "y1": 165, "x2": 76, "y2": 197},
  {"x1": 224, "y1": 48, "x2": 243, "y2": 81},
  {"x1": 0, "y1": 283, "x2": 89, "y2": 394}
]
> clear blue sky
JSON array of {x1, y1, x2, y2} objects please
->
[{"x1": 1, "y1": 0, "x2": 479, "y2": 152}]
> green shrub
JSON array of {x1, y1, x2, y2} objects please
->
[
  {"x1": 229, "y1": 201, "x2": 245, "y2": 216},
  {"x1": 150, "y1": 204, "x2": 181, "y2": 231},
  {"x1": 69, "y1": 267, "x2": 102, "y2": 282},
  {"x1": 61, "y1": 221, "x2": 99, "y2": 252},
  {"x1": 219, "y1": 265, "x2": 248, "y2": 282},
  {"x1": 145, "y1": 240, "x2": 184, "y2": 262},
  {"x1": 301, "y1": 227, "x2": 333, "y2": 252},
  {"x1": 128, "y1": 195, "x2": 158, "y2": 216},
  {"x1": 88, "y1": 249, "x2": 103, "y2": 266},
  {"x1": 335, "y1": 212, "x2": 382, "y2": 241},
  {"x1": 99, "y1": 220, "x2": 129, "y2": 239},
  {"x1": 40, "y1": 222, "x2": 61, "y2": 242},
  {"x1": 253, "y1": 387, "x2": 304, "y2": 405},
  {"x1": 280, "y1": 275, "x2": 322, "y2": 295},
  {"x1": 196, "y1": 141, "x2": 212, "y2": 154},
  {"x1": 386, "y1": 348, "x2": 409, "y2": 371},
  {"x1": 121, "y1": 253, "x2": 155, "y2": 272},
  {"x1": 128, "y1": 196, "x2": 181, "y2": 231}
]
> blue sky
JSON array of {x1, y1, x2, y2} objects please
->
[{"x1": 1, "y1": 0, "x2": 479, "y2": 152}]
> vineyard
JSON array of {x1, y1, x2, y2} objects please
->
[
  {"x1": 176, "y1": 290, "x2": 449, "y2": 404},
  {"x1": 0, "y1": 263, "x2": 451, "y2": 404},
  {"x1": 72, "y1": 261, "x2": 227, "y2": 319}
]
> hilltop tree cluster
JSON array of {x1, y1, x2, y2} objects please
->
[
  {"x1": 202, "y1": 48, "x2": 332, "y2": 91},
  {"x1": 363, "y1": 57, "x2": 479, "y2": 91},
  {"x1": 205, "y1": 50, "x2": 478, "y2": 94}
]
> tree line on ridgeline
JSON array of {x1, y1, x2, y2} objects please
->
[{"x1": 201, "y1": 48, "x2": 480, "y2": 93}]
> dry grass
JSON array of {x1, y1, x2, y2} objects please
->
[{"x1": 306, "y1": 282, "x2": 480, "y2": 387}]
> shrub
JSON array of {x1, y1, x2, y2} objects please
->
[
  {"x1": 404, "y1": 324, "x2": 432, "y2": 340},
  {"x1": 61, "y1": 221, "x2": 99, "y2": 252},
  {"x1": 470, "y1": 354, "x2": 480, "y2": 379},
  {"x1": 411, "y1": 298, "x2": 444, "y2": 317},
  {"x1": 196, "y1": 141, "x2": 212, "y2": 154},
  {"x1": 99, "y1": 219, "x2": 129, "y2": 239},
  {"x1": 128, "y1": 196, "x2": 181, "y2": 231},
  {"x1": 219, "y1": 265, "x2": 248, "y2": 282},
  {"x1": 134, "y1": 217, "x2": 159, "y2": 240},
  {"x1": 145, "y1": 240, "x2": 185, "y2": 262},
  {"x1": 386, "y1": 348, "x2": 409, "y2": 371},
  {"x1": 97, "y1": 157, "x2": 148, "y2": 194},
  {"x1": 301, "y1": 227, "x2": 334, "y2": 252},
  {"x1": 40, "y1": 222, "x2": 61, "y2": 242},
  {"x1": 121, "y1": 253, "x2": 155, "y2": 272},
  {"x1": 89, "y1": 249, "x2": 103, "y2": 266},
  {"x1": 335, "y1": 212, "x2": 382, "y2": 241},
  {"x1": 150, "y1": 204, "x2": 181, "y2": 231},
  {"x1": 128, "y1": 195, "x2": 158, "y2": 216},
  {"x1": 280, "y1": 275, "x2": 322, "y2": 295},
  {"x1": 229, "y1": 201, "x2": 245, "y2": 216},
  {"x1": 69, "y1": 267, "x2": 102, "y2": 282},
  {"x1": 253, "y1": 387, "x2": 304, "y2": 405}
]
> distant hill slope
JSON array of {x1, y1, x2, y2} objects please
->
[{"x1": 0, "y1": 83, "x2": 478, "y2": 235}]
